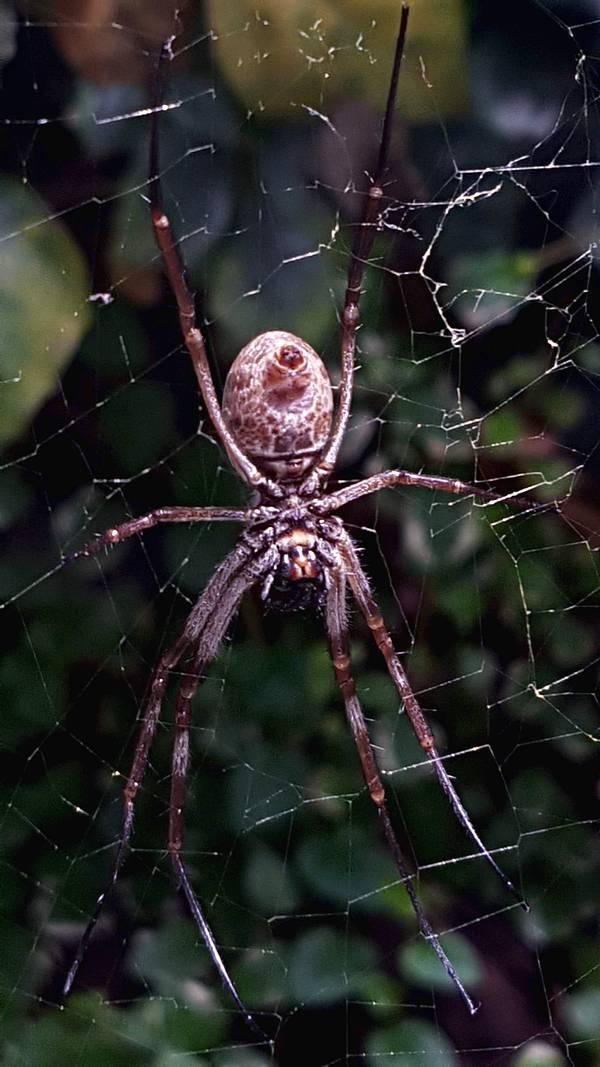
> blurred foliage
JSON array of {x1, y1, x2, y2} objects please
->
[
  {"x1": 0, "y1": 1, "x2": 599, "y2": 1066},
  {"x1": 208, "y1": 0, "x2": 468, "y2": 121},
  {"x1": 0, "y1": 178, "x2": 91, "y2": 447},
  {"x1": 366, "y1": 1018, "x2": 459, "y2": 1065}
]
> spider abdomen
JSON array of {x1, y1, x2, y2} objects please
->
[{"x1": 222, "y1": 330, "x2": 333, "y2": 482}]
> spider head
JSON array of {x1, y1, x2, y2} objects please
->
[{"x1": 222, "y1": 330, "x2": 333, "y2": 482}]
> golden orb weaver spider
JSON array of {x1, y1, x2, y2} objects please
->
[{"x1": 61, "y1": 4, "x2": 553, "y2": 1037}]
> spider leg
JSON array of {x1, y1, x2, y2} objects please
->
[
  {"x1": 324, "y1": 561, "x2": 478, "y2": 1015},
  {"x1": 166, "y1": 549, "x2": 277, "y2": 1041},
  {"x1": 317, "y1": 469, "x2": 557, "y2": 515},
  {"x1": 66, "y1": 505, "x2": 252, "y2": 563},
  {"x1": 62, "y1": 626, "x2": 192, "y2": 997},
  {"x1": 339, "y1": 531, "x2": 526, "y2": 910},
  {"x1": 150, "y1": 46, "x2": 282, "y2": 499},
  {"x1": 62, "y1": 535, "x2": 272, "y2": 999},
  {"x1": 168, "y1": 637, "x2": 272, "y2": 1042},
  {"x1": 313, "y1": 5, "x2": 410, "y2": 483}
]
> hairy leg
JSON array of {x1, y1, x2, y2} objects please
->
[
  {"x1": 339, "y1": 530, "x2": 526, "y2": 909},
  {"x1": 311, "y1": 6, "x2": 410, "y2": 484},
  {"x1": 63, "y1": 534, "x2": 267, "y2": 996},
  {"x1": 67, "y1": 505, "x2": 253, "y2": 562},
  {"x1": 324, "y1": 561, "x2": 477, "y2": 1013},
  {"x1": 317, "y1": 468, "x2": 556, "y2": 515},
  {"x1": 150, "y1": 43, "x2": 280, "y2": 498},
  {"x1": 166, "y1": 547, "x2": 278, "y2": 1040}
]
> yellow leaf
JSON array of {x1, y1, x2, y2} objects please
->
[{"x1": 208, "y1": 0, "x2": 467, "y2": 121}]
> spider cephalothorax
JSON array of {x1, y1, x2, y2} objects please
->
[{"x1": 63, "y1": 4, "x2": 546, "y2": 1037}]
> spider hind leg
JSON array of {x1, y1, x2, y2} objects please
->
[
  {"x1": 340, "y1": 531, "x2": 525, "y2": 910},
  {"x1": 324, "y1": 561, "x2": 478, "y2": 1015},
  {"x1": 63, "y1": 538, "x2": 277, "y2": 1044}
]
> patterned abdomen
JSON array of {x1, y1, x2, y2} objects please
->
[{"x1": 222, "y1": 330, "x2": 333, "y2": 481}]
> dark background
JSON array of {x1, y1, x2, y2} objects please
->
[{"x1": 0, "y1": 1, "x2": 599, "y2": 1064}]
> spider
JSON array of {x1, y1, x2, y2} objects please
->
[{"x1": 62, "y1": 3, "x2": 540, "y2": 1033}]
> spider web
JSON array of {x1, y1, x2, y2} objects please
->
[{"x1": 0, "y1": 1, "x2": 599, "y2": 1064}]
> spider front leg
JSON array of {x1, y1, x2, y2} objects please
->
[
  {"x1": 311, "y1": 5, "x2": 410, "y2": 484},
  {"x1": 324, "y1": 563, "x2": 478, "y2": 1015},
  {"x1": 317, "y1": 469, "x2": 555, "y2": 515},
  {"x1": 65, "y1": 505, "x2": 251, "y2": 563},
  {"x1": 339, "y1": 531, "x2": 526, "y2": 910},
  {"x1": 150, "y1": 46, "x2": 282, "y2": 500}
]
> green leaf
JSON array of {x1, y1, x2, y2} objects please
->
[
  {"x1": 243, "y1": 841, "x2": 300, "y2": 914},
  {"x1": 214, "y1": 1053, "x2": 272, "y2": 1067},
  {"x1": 231, "y1": 946, "x2": 288, "y2": 1008},
  {"x1": 367, "y1": 1018, "x2": 459, "y2": 1065},
  {"x1": 3, "y1": 999, "x2": 151, "y2": 1067},
  {"x1": 121, "y1": 997, "x2": 225, "y2": 1058},
  {"x1": 562, "y1": 987, "x2": 600, "y2": 1041},
  {"x1": 398, "y1": 932, "x2": 481, "y2": 993},
  {"x1": 357, "y1": 972, "x2": 404, "y2": 1023},
  {"x1": 448, "y1": 248, "x2": 538, "y2": 330},
  {"x1": 287, "y1": 927, "x2": 375, "y2": 1005},
  {"x1": 513, "y1": 1040, "x2": 567, "y2": 1067},
  {"x1": 296, "y1": 824, "x2": 406, "y2": 915},
  {"x1": 129, "y1": 917, "x2": 225, "y2": 1023},
  {"x1": 0, "y1": 178, "x2": 90, "y2": 448}
]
